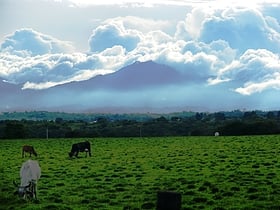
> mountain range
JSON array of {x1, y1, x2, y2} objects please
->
[
  {"x1": 0, "y1": 61, "x2": 193, "y2": 113},
  {"x1": 52, "y1": 60, "x2": 185, "y2": 91},
  {"x1": 1, "y1": 60, "x2": 279, "y2": 113}
]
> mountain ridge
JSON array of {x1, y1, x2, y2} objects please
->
[
  {"x1": 50, "y1": 60, "x2": 184, "y2": 91},
  {"x1": 0, "y1": 61, "x2": 189, "y2": 112}
]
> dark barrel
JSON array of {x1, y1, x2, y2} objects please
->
[{"x1": 156, "y1": 191, "x2": 181, "y2": 210}]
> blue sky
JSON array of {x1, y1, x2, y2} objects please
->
[{"x1": 0, "y1": 0, "x2": 280, "y2": 112}]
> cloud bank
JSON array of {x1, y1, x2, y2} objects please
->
[
  {"x1": 0, "y1": 3, "x2": 280, "y2": 111},
  {"x1": 1, "y1": 28, "x2": 74, "y2": 56},
  {"x1": 88, "y1": 22, "x2": 141, "y2": 53}
]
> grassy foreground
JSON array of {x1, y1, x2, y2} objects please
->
[{"x1": 0, "y1": 136, "x2": 280, "y2": 210}]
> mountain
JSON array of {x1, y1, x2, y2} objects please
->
[
  {"x1": 0, "y1": 78, "x2": 22, "y2": 95},
  {"x1": 52, "y1": 60, "x2": 184, "y2": 91},
  {"x1": 0, "y1": 78, "x2": 27, "y2": 110},
  {"x1": 0, "y1": 61, "x2": 187, "y2": 112},
  {"x1": 99, "y1": 60, "x2": 184, "y2": 89},
  {"x1": 1, "y1": 60, "x2": 278, "y2": 113}
]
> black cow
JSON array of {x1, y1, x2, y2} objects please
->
[{"x1": 69, "y1": 141, "x2": 91, "y2": 158}]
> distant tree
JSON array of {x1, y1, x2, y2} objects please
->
[
  {"x1": 55, "y1": 117, "x2": 63, "y2": 124},
  {"x1": 156, "y1": 116, "x2": 168, "y2": 122},
  {"x1": 171, "y1": 117, "x2": 182, "y2": 122},
  {"x1": 4, "y1": 121, "x2": 26, "y2": 139},
  {"x1": 219, "y1": 120, "x2": 245, "y2": 135},
  {"x1": 195, "y1": 113, "x2": 203, "y2": 120},
  {"x1": 214, "y1": 112, "x2": 225, "y2": 121},
  {"x1": 266, "y1": 111, "x2": 275, "y2": 119},
  {"x1": 243, "y1": 111, "x2": 258, "y2": 120},
  {"x1": 277, "y1": 111, "x2": 280, "y2": 119}
]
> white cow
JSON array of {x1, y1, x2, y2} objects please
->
[
  {"x1": 16, "y1": 159, "x2": 41, "y2": 199},
  {"x1": 20, "y1": 159, "x2": 41, "y2": 186}
]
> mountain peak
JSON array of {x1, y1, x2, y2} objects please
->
[{"x1": 103, "y1": 60, "x2": 182, "y2": 89}]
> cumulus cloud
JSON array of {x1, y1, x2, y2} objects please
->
[
  {"x1": 210, "y1": 49, "x2": 280, "y2": 95},
  {"x1": 176, "y1": 7, "x2": 214, "y2": 39},
  {"x1": 235, "y1": 76, "x2": 280, "y2": 96},
  {"x1": 0, "y1": 28, "x2": 75, "y2": 56},
  {"x1": 88, "y1": 22, "x2": 141, "y2": 52},
  {"x1": 199, "y1": 7, "x2": 280, "y2": 53},
  {"x1": 171, "y1": 5, "x2": 280, "y2": 98},
  {"x1": 0, "y1": 28, "x2": 133, "y2": 89},
  {"x1": 104, "y1": 16, "x2": 172, "y2": 34},
  {"x1": 0, "y1": 49, "x2": 121, "y2": 89}
]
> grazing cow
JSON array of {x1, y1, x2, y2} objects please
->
[
  {"x1": 14, "y1": 159, "x2": 41, "y2": 200},
  {"x1": 22, "y1": 145, "x2": 37, "y2": 158},
  {"x1": 69, "y1": 141, "x2": 91, "y2": 158}
]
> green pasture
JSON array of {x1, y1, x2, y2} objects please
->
[{"x1": 1, "y1": 136, "x2": 280, "y2": 210}]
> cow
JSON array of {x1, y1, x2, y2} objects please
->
[
  {"x1": 14, "y1": 159, "x2": 41, "y2": 200},
  {"x1": 22, "y1": 145, "x2": 37, "y2": 158},
  {"x1": 69, "y1": 141, "x2": 91, "y2": 158}
]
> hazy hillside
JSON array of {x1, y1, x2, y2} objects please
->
[{"x1": 1, "y1": 60, "x2": 280, "y2": 113}]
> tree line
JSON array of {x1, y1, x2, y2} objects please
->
[{"x1": 0, "y1": 110, "x2": 280, "y2": 139}]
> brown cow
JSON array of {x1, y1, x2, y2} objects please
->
[{"x1": 22, "y1": 145, "x2": 37, "y2": 158}]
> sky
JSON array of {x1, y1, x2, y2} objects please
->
[{"x1": 0, "y1": 0, "x2": 280, "y2": 112}]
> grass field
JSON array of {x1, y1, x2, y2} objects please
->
[{"x1": 1, "y1": 135, "x2": 280, "y2": 210}]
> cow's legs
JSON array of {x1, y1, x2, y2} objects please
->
[
  {"x1": 32, "y1": 182, "x2": 37, "y2": 200},
  {"x1": 87, "y1": 148, "x2": 91, "y2": 157}
]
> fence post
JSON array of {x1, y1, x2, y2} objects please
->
[{"x1": 156, "y1": 191, "x2": 181, "y2": 210}]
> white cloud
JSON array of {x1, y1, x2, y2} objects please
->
[
  {"x1": 235, "y1": 76, "x2": 280, "y2": 95},
  {"x1": 0, "y1": 28, "x2": 75, "y2": 56},
  {"x1": 103, "y1": 16, "x2": 172, "y2": 34},
  {"x1": 88, "y1": 22, "x2": 141, "y2": 52},
  {"x1": 199, "y1": 7, "x2": 280, "y2": 53},
  {"x1": 0, "y1": 27, "x2": 132, "y2": 89},
  {"x1": 211, "y1": 49, "x2": 280, "y2": 95},
  {"x1": 183, "y1": 7, "x2": 213, "y2": 39},
  {"x1": 22, "y1": 68, "x2": 113, "y2": 90},
  {"x1": 0, "y1": 50, "x2": 122, "y2": 89}
]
